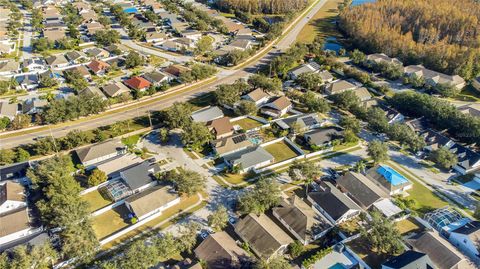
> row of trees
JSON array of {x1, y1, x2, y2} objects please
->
[
  {"x1": 42, "y1": 93, "x2": 107, "y2": 124},
  {"x1": 215, "y1": 0, "x2": 307, "y2": 14},
  {"x1": 389, "y1": 91, "x2": 480, "y2": 145},
  {"x1": 180, "y1": 63, "x2": 217, "y2": 84},
  {"x1": 181, "y1": 2, "x2": 229, "y2": 34},
  {"x1": 339, "y1": 0, "x2": 480, "y2": 80}
]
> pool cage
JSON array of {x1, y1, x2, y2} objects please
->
[
  {"x1": 103, "y1": 179, "x2": 132, "y2": 201},
  {"x1": 424, "y1": 207, "x2": 463, "y2": 231}
]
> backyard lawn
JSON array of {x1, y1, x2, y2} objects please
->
[
  {"x1": 121, "y1": 132, "x2": 145, "y2": 148},
  {"x1": 347, "y1": 238, "x2": 390, "y2": 269},
  {"x1": 296, "y1": 0, "x2": 344, "y2": 44},
  {"x1": 263, "y1": 140, "x2": 300, "y2": 162},
  {"x1": 82, "y1": 190, "x2": 112, "y2": 213},
  {"x1": 396, "y1": 218, "x2": 424, "y2": 235},
  {"x1": 232, "y1": 117, "x2": 264, "y2": 130},
  {"x1": 92, "y1": 206, "x2": 130, "y2": 240}
]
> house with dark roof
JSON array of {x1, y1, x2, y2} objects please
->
[
  {"x1": 260, "y1": 96, "x2": 292, "y2": 118},
  {"x1": 472, "y1": 76, "x2": 480, "y2": 92},
  {"x1": 223, "y1": 146, "x2": 274, "y2": 173},
  {"x1": 273, "y1": 196, "x2": 332, "y2": 245},
  {"x1": 102, "y1": 81, "x2": 131, "y2": 98},
  {"x1": 124, "y1": 185, "x2": 179, "y2": 220},
  {"x1": 0, "y1": 181, "x2": 26, "y2": 215},
  {"x1": 407, "y1": 231, "x2": 475, "y2": 269},
  {"x1": 74, "y1": 140, "x2": 126, "y2": 167},
  {"x1": 420, "y1": 129, "x2": 455, "y2": 152},
  {"x1": 366, "y1": 165, "x2": 413, "y2": 195},
  {"x1": 79, "y1": 86, "x2": 107, "y2": 100},
  {"x1": 143, "y1": 71, "x2": 170, "y2": 86},
  {"x1": 382, "y1": 250, "x2": 435, "y2": 269},
  {"x1": 0, "y1": 162, "x2": 30, "y2": 181},
  {"x1": 194, "y1": 231, "x2": 251, "y2": 269},
  {"x1": 337, "y1": 171, "x2": 389, "y2": 210},
  {"x1": 45, "y1": 54, "x2": 69, "y2": 68},
  {"x1": 191, "y1": 106, "x2": 224, "y2": 123},
  {"x1": 234, "y1": 213, "x2": 293, "y2": 260},
  {"x1": 303, "y1": 126, "x2": 343, "y2": 148},
  {"x1": 123, "y1": 76, "x2": 152, "y2": 91},
  {"x1": 449, "y1": 144, "x2": 480, "y2": 175},
  {"x1": 15, "y1": 74, "x2": 39, "y2": 90},
  {"x1": 241, "y1": 88, "x2": 270, "y2": 106},
  {"x1": 275, "y1": 113, "x2": 323, "y2": 134},
  {"x1": 65, "y1": 51, "x2": 89, "y2": 64},
  {"x1": 458, "y1": 104, "x2": 480, "y2": 118},
  {"x1": 63, "y1": 65, "x2": 91, "y2": 80},
  {"x1": 22, "y1": 98, "x2": 48, "y2": 115},
  {"x1": 22, "y1": 58, "x2": 47, "y2": 72},
  {"x1": 207, "y1": 117, "x2": 234, "y2": 139},
  {"x1": 307, "y1": 182, "x2": 361, "y2": 224},
  {"x1": 448, "y1": 221, "x2": 480, "y2": 262},
  {"x1": 119, "y1": 161, "x2": 161, "y2": 194},
  {"x1": 84, "y1": 47, "x2": 110, "y2": 59}
]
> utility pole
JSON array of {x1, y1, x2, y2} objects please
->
[
  {"x1": 147, "y1": 110, "x2": 153, "y2": 128},
  {"x1": 48, "y1": 126, "x2": 58, "y2": 153}
]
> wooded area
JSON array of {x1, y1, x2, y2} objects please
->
[
  {"x1": 215, "y1": 0, "x2": 308, "y2": 14},
  {"x1": 339, "y1": 0, "x2": 480, "y2": 79}
]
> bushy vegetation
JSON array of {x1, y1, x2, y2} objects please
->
[{"x1": 215, "y1": 0, "x2": 307, "y2": 14}]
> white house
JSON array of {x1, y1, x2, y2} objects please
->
[
  {"x1": 124, "y1": 186, "x2": 180, "y2": 221},
  {"x1": 447, "y1": 221, "x2": 480, "y2": 263},
  {"x1": 22, "y1": 58, "x2": 47, "y2": 73},
  {"x1": 241, "y1": 88, "x2": 270, "y2": 106},
  {"x1": 0, "y1": 181, "x2": 26, "y2": 215},
  {"x1": 74, "y1": 140, "x2": 126, "y2": 167},
  {"x1": 260, "y1": 96, "x2": 292, "y2": 118}
]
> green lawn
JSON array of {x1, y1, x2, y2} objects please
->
[
  {"x1": 92, "y1": 206, "x2": 130, "y2": 240},
  {"x1": 396, "y1": 218, "x2": 423, "y2": 235},
  {"x1": 264, "y1": 140, "x2": 300, "y2": 163},
  {"x1": 387, "y1": 162, "x2": 448, "y2": 214},
  {"x1": 296, "y1": 0, "x2": 344, "y2": 44},
  {"x1": 82, "y1": 190, "x2": 112, "y2": 213},
  {"x1": 347, "y1": 238, "x2": 390, "y2": 269},
  {"x1": 233, "y1": 117, "x2": 264, "y2": 130},
  {"x1": 121, "y1": 133, "x2": 145, "y2": 148}
]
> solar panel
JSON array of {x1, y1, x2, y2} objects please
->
[
  {"x1": 302, "y1": 116, "x2": 318, "y2": 126},
  {"x1": 232, "y1": 134, "x2": 247, "y2": 144}
]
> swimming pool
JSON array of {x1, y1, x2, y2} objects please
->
[{"x1": 329, "y1": 263, "x2": 346, "y2": 269}]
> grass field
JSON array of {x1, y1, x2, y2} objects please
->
[
  {"x1": 396, "y1": 218, "x2": 423, "y2": 235},
  {"x1": 233, "y1": 117, "x2": 264, "y2": 130},
  {"x1": 264, "y1": 140, "x2": 301, "y2": 162},
  {"x1": 296, "y1": 0, "x2": 344, "y2": 44},
  {"x1": 121, "y1": 132, "x2": 145, "y2": 148},
  {"x1": 92, "y1": 206, "x2": 130, "y2": 240},
  {"x1": 82, "y1": 190, "x2": 112, "y2": 213}
]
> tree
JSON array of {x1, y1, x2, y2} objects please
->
[
  {"x1": 0, "y1": 116, "x2": 10, "y2": 130},
  {"x1": 39, "y1": 75, "x2": 58, "y2": 88},
  {"x1": 2, "y1": 242, "x2": 58, "y2": 269},
  {"x1": 340, "y1": 116, "x2": 361, "y2": 134},
  {"x1": 367, "y1": 140, "x2": 389, "y2": 164},
  {"x1": 162, "y1": 168, "x2": 206, "y2": 196},
  {"x1": 194, "y1": 36, "x2": 213, "y2": 55},
  {"x1": 214, "y1": 84, "x2": 241, "y2": 107},
  {"x1": 158, "y1": 128, "x2": 169, "y2": 143},
  {"x1": 34, "y1": 137, "x2": 58, "y2": 155},
  {"x1": 353, "y1": 160, "x2": 367, "y2": 173},
  {"x1": 118, "y1": 240, "x2": 157, "y2": 269},
  {"x1": 254, "y1": 256, "x2": 290, "y2": 269},
  {"x1": 350, "y1": 49, "x2": 366, "y2": 65},
  {"x1": 125, "y1": 51, "x2": 145, "y2": 69},
  {"x1": 88, "y1": 169, "x2": 107, "y2": 187},
  {"x1": 366, "y1": 107, "x2": 389, "y2": 133},
  {"x1": 94, "y1": 29, "x2": 120, "y2": 46},
  {"x1": 474, "y1": 202, "x2": 480, "y2": 220},
  {"x1": 296, "y1": 72, "x2": 324, "y2": 91},
  {"x1": 9, "y1": 114, "x2": 31, "y2": 130},
  {"x1": 435, "y1": 83, "x2": 460, "y2": 97},
  {"x1": 430, "y1": 147, "x2": 458, "y2": 170},
  {"x1": 248, "y1": 74, "x2": 281, "y2": 93},
  {"x1": 0, "y1": 149, "x2": 15, "y2": 165},
  {"x1": 238, "y1": 178, "x2": 281, "y2": 215},
  {"x1": 165, "y1": 102, "x2": 193, "y2": 128},
  {"x1": 15, "y1": 148, "x2": 30, "y2": 163},
  {"x1": 360, "y1": 211, "x2": 404, "y2": 255},
  {"x1": 208, "y1": 205, "x2": 229, "y2": 231},
  {"x1": 289, "y1": 241, "x2": 305, "y2": 258},
  {"x1": 299, "y1": 91, "x2": 330, "y2": 113},
  {"x1": 64, "y1": 70, "x2": 88, "y2": 93},
  {"x1": 288, "y1": 160, "x2": 321, "y2": 194},
  {"x1": 181, "y1": 122, "x2": 213, "y2": 151},
  {"x1": 235, "y1": 100, "x2": 257, "y2": 115},
  {"x1": 32, "y1": 37, "x2": 53, "y2": 52},
  {"x1": 329, "y1": 90, "x2": 360, "y2": 111},
  {"x1": 61, "y1": 129, "x2": 92, "y2": 149}
]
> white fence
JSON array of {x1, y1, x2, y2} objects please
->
[{"x1": 91, "y1": 199, "x2": 126, "y2": 217}]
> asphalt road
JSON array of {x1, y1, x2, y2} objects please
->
[{"x1": 0, "y1": 0, "x2": 327, "y2": 149}]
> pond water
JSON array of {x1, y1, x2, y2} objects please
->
[{"x1": 351, "y1": 0, "x2": 376, "y2": 6}]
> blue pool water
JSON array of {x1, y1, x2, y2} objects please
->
[
  {"x1": 329, "y1": 263, "x2": 346, "y2": 269},
  {"x1": 351, "y1": 0, "x2": 376, "y2": 6}
]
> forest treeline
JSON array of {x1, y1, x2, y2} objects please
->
[
  {"x1": 339, "y1": 0, "x2": 480, "y2": 80},
  {"x1": 215, "y1": 0, "x2": 308, "y2": 14}
]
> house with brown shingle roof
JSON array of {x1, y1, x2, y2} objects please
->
[
  {"x1": 87, "y1": 59, "x2": 110, "y2": 75},
  {"x1": 234, "y1": 213, "x2": 293, "y2": 260},
  {"x1": 84, "y1": 22, "x2": 104, "y2": 35},
  {"x1": 102, "y1": 81, "x2": 131, "y2": 98},
  {"x1": 0, "y1": 208, "x2": 36, "y2": 246},
  {"x1": 123, "y1": 76, "x2": 152, "y2": 91},
  {"x1": 42, "y1": 28, "x2": 66, "y2": 42},
  {"x1": 212, "y1": 133, "x2": 253, "y2": 157},
  {"x1": 260, "y1": 96, "x2": 292, "y2": 118},
  {"x1": 162, "y1": 64, "x2": 190, "y2": 78},
  {"x1": 0, "y1": 181, "x2": 26, "y2": 215},
  {"x1": 242, "y1": 88, "x2": 269, "y2": 106},
  {"x1": 207, "y1": 117, "x2": 234, "y2": 139},
  {"x1": 74, "y1": 139, "x2": 126, "y2": 167},
  {"x1": 194, "y1": 231, "x2": 251, "y2": 269}
]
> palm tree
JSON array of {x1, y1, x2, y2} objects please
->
[{"x1": 353, "y1": 160, "x2": 367, "y2": 173}]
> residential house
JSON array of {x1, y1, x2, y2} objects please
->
[
  {"x1": 421, "y1": 129, "x2": 455, "y2": 152},
  {"x1": 145, "y1": 31, "x2": 168, "y2": 43},
  {"x1": 42, "y1": 28, "x2": 66, "y2": 42},
  {"x1": 234, "y1": 213, "x2": 293, "y2": 260},
  {"x1": 123, "y1": 76, "x2": 152, "y2": 91},
  {"x1": 303, "y1": 127, "x2": 343, "y2": 148},
  {"x1": 472, "y1": 77, "x2": 480, "y2": 92},
  {"x1": 317, "y1": 70, "x2": 335, "y2": 84},
  {"x1": 353, "y1": 87, "x2": 372, "y2": 101},
  {"x1": 407, "y1": 231, "x2": 475, "y2": 269},
  {"x1": 260, "y1": 96, "x2": 292, "y2": 118},
  {"x1": 84, "y1": 47, "x2": 110, "y2": 59},
  {"x1": 404, "y1": 65, "x2": 466, "y2": 90},
  {"x1": 241, "y1": 88, "x2": 270, "y2": 106},
  {"x1": 288, "y1": 62, "x2": 321, "y2": 80},
  {"x1": 336, "y1": 171, "x2": 389, "y2": 210},
  {"x1": 227, "y1": 39, "x2": 252, "y2": 51},
  {"x1": 0, "y1": 60, "x2": 19, "y2": 76},
  {"x1": 223, "y1": 146, "x2": 274, "y2": 173},
  {"x1": 0, "y1": 102, "x2": 18, "y2": 120},
  {"x1": 324, "y1": 80, "x2": 357, "y2": 95},
  {"x1": 156, "y1": 40, "x2": 180, "y2": 52},
  {"x1": 74, "y1": 139, "x2": 126, "y2": 167},
  {"x1": 143, "y1": 71, "x2": 170, "y2": 86},
  {"x1": 382, "y1": 250, "x2": 435, "y2": 269},
  {"x1": 79, "y1": 86, "x2": 107, "y2": 100},
  {"x1": 105, "y1": 44, "x2": 129, "y2": 55},
  {"x1": 102, "y1": 81, "x2": 131, "y2": 98},
  {"x1": 87, "y1": 59, "x2": 110, "y2": 75},
  {"x1": 272, "y1": 196, "x2": 333, "y2": 245},
  {"x1": 191, "y1": 106, "x2": 224, "y2": 123},
  {"x1": 447, "y1": 221, "x2": 480, "y2": 262},
  {"x1": 449, "y1": 144, "x2": 480, "y2": 175},
  {"x1": 105, "y1": 57, "x2": 126, "y2": 69},
  {"x1": 307, "y1": 182, "x2": 361, "y2": 224},
  {"x1": 212, "y1": 133, "x2": 254, "y2": 157},
  {"x1": 65, "y1": 51, "x2": 89, "y2": 64},
  {"x1": 0, "y1": 42, "x2": 13, "y2": 56},
  {"x1": 162, "y1": 64, "x2": 190, "y2": 79},
  {"x1": 22, "y1": 98, "x2": 48, "y2": 115},
  {"x1": 124, "y1": 185, "x2": 180, "y2": 221},
  {"x1": 372, "y1": 198, "x2": 402, "y2": 219},
  {"x1": 181, "y1": 30, "x2": 202, "y2": 41},
  {"x1": 0, "y1": 208, "x2": 40, "y2": 246},
  {"x1": 194, "y1": 231, "x2": 251, "y2": 269},
  {"x1": 207, "y1": 117, "x2": 234, "y2": 139},
  {"x1": 382, "y1": 107, "x2": 405, "y2": 124},
  {"x1": 0, "y1": 181, "x2": 26, "y2": 215},
  {"x1": 174, "y1": 38, "x2": 195, "y2": 50},
  {"x1": 85, "y1": 22, "x2": 104, "y2": 35},
  {"x1": 366, "y1": 165, "x2": 413, "y2": 195},
  {"x1": 458, "y1": 103, "x2": 480, "y2": 118},
  {"x1": 22, "y1": 58, "x2": 47, "y2": 73},
  {"x1": 0, "y1": 162, "x2": 30, "y2": 181},
  {"x1": 405, "y1": 117, "x2": 429, "y2": 133},
  {"x1": 15, "y1": 74, "x2": 39, "y2": 91},
  {"x1": 45, "y1": 54, "x2": 69, "y2": 68},
  {"x1": 366, "y1": 53, "x2": 403, "y2": 67},
  {"x1": 275, "y1": 113, "x2": 323, "y2": 134},
  {"x1": 118, "y1": 161, "x2": 161, "y2": 194}
]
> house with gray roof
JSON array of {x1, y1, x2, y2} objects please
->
[
  {"x1": 324, "y1": 80, "x2": 357, "y2": 95},
  {"x1": 304, "y1": 126, "x2": 343, "y2": 147},
  {"x1": 65, "y1": 51, "x2": 88, "y2": 64},
  {"x1": 143, "y1": 71, "x2": 170, "y2": 86},
  {"x1": 0, "y1": 60, "x2": 19, "y2": 76},
  {"x1": 241, "y1": 88, "x2": 270, "y2": 106},
  {"x1": 102, "y1": 81, "x2": 131, "y2": 98},
  {"x1": 124, "y1": 185, "x2": 179, "y2": 220},
  {"x1": 404, "y1": 65, "x2": 466, "y2": 90},
  {"x1": 119, "y1": 160, "x2": 161, "y2": 194},
  {"x1": 275, "y1": 113, "x2": 323, "y2": 134},
  {"x1": 74, "y1": 140, "x2": 126, "y2": 167},
  {"x1": 45, "y1": 54, "x2": 69, "y2": 68},
  {"x1": 366, "y1": 53, "x2": 403, "y2": 67},
  {"x1": 307, "y1": 182, "x2": 361, "y2": 224},
  {"x1": 288, "y1": 62, "x2": 321, "y2": 80},
  {"x1": 79, "y1": 86, "x2": 107, "y2": 100},
  {"x1": 0, "y1": 102, "x2": 18, "y2": 120},
  {"x1": 337, "y1": 171, "x2": 389, "y2": 210},
  {"x1": 382, "y1": 250, "x2": 435, "y2": 269},
  {"x1": 223, "y1": 146, "x2": 274, "y2": 173},
  {"x1": 22, "y1": 98, "x2": 48, "y2": 115},
  {"x1": 191, "y1": 106, "x2": 224, "y2": 123}
]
